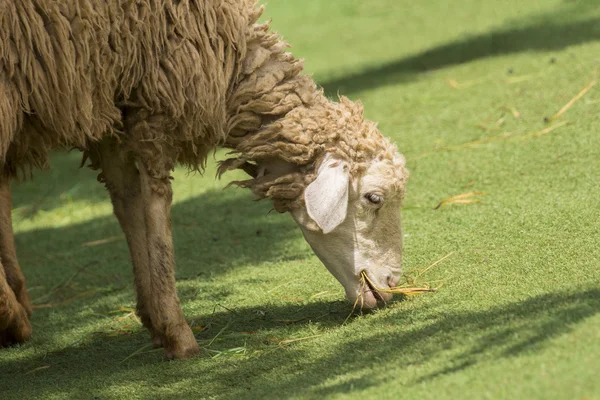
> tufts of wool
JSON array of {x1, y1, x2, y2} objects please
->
[
  {"x1": 219, "y1": 94, "x2": 408, "y2": 212},
  {"x1": 1, "y1": 0, "x2": 407, "y2": 205}
]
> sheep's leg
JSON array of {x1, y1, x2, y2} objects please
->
[
  {"x1": 135, "y1": 154, "x2": 199, "y2": 360},
  {"x1": 0, "y1": 182, "x2": 31, "y2": 348},
  {"x1": 89, "y1": 139, "x2": 166, "y2": 348},
  {"x1": 0, "y1": 177, "x2": 32, "y2": 316},
  {"x1": 90, "y1": 138, "x2": 198, "y2": 359},
  {"x1": 0, "y1": 260, "x2": 31, "y2": 346}
]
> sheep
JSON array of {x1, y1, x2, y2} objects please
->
[{"x1": 0, "y1": 0, "x2": 409, "y2": 359}]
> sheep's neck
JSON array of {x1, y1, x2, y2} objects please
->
[
  {"x1": 216, "y1": 17, "x2": 339, "y2": 213},
  {"x1": 223, "y1": 12, "x2": 327, "y2": 148}
]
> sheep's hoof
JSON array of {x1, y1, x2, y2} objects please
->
[
  {"x1": 0, "y1": 304, "x2": 32, "y2": 347},
  {"x1": 163, "y1": 325, "x2": 199, "y2": 360}
]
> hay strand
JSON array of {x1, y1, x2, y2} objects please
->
[
  {"x1": 500, "y1": 106, "x2": 521, "y2": 119},
  {"x1": 24, "y1": 365, "x2": 51, "y2": 375},
  {"x1": 434, "y1": 191, "x2": 486, "y2": 210},
  {"x1": 361, "y1": 252, "x2": 453, "y2": 296},
  {"x1": 343, "y1": 289, "x2": 363, "y2": 325},
  {"x1": 413, "y1": 252, "x2": 454, "y2": 282},
  {"x1": 81, "y1": 235, "x2": 123, "y2": 247},
  {"x1": 120, "y1": 343, "x2": 155, "y2": 363},
  {"x1": 447, "y1": 78, "x2": 484, "y2": 89},
  {"x1": 278, "y1": 334, "x2": 322, "y2": 347},
  {"x1": 518, "y1": 120, "x2": 569, "y2": 141},
  {"x1": 548, "y1": 80, "x2": 596, "y2": 122},
  {"x1": 32, "y1": 289, "x2": 98, "y2": 309},
  {"x1": 361, "y1": 272, "x2": 437, "y2": 296},
  {"x1": 344, "y1": 253, "x2": 452, "y2": 323}
]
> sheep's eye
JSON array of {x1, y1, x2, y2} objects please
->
[{"x1": 365, "y1": 193, "x2": 383, "y2": 206}]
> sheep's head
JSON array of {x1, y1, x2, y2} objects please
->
[
  {"x1": 290, "y1": 148, "x2": 407, "y2": 308},
  {"x1": 220, "y1": 95, "x2": 408, "y2": 308}
]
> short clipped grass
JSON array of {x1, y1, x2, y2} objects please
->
[{"x1": 2, "y1": 0, "x2": 600, "y2": 399}]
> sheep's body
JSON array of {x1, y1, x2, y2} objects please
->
[
  {"x1": 0, "y1": 1, "x2": 407, "y2": 357},
  {"x1": 0, "y1": 0, "x2": 308, "y2": 177}
]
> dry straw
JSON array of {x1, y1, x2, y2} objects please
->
[{"x1": 344, "y1": 252, "x2": 453, "y2": 324}]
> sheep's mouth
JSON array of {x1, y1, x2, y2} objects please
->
[{"x1": 362, "y1": 273, "x2": 385, "y2": 303}]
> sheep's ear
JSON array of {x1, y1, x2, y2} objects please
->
[{"x1": 305, "y1": 156, "x2": 349, "y2": 234}]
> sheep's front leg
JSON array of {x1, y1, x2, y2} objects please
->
[
  {"x1": 136, "y1": 156, "x2": 199, "y2": 359},
  {"x1": 90, "y1": 139, "x2": 198, "y2": 358},
  {"x1": 89, "y1": 140, "x2": 164, "y2": 347}
]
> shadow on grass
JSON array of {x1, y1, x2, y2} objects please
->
[
  {"x1": 205, "y1": 288, "x2": 600, "y2": 398},
  {"x1": 217, "y1": 288, "x2": 600, "y2": 398},
  {"x1": 0, "y1": 299, "x2": 350, "y2": 397},
  {"x1": 9, "y1": 151, "x2": 107, "y2": 218},
  {"x1": 321, "y1": 3, "x2": 600, "y2": 95},
  {"x1": 9, "y1": 150, "x2": 237, "y2": 216},
  {"x1": 1, "y1": 288, "x2": 597, "y2": 398},
  {"x1": 13, "y1": 184, "x2": 303, "y2": 287}
]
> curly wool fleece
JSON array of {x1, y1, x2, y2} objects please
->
[
  {"x1": 220, "y1": 95, "x2": 408, "y2": 212},
  {"x1": 217, "y1": 7, "x2": 408, "y2": 212},
  {"x1": 1, "y1": 0, "x2": 407, "y2": 209}
]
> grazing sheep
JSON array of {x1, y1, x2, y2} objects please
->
[{"x1": 0, "y1": 0, "x2": 408, "y2": 358}]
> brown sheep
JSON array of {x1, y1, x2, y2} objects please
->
[{"x1": 0, "y1": 0, "x2": 408, "y2": 359}]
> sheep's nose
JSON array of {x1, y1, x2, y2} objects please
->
[{"x1": 388, "y1": 275, "x2": 399, "y2": 288}]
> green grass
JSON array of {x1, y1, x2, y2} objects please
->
[{"x1": 2, "y1": 0, "x2": 600, "y2": 398}]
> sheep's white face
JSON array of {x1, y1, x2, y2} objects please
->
[{"x1": 291, "y1": 153, "x2": 407, "y2": 309}]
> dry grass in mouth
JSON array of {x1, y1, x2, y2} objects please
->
[
  {"x1": 343, "y1": 271, "x2": 439, "y2": 325},
  {"x1": 360, "y1": 271, "x2": 438, "y2": 296},
  {"x1": 344, "y1": 252, "x2": 453, "y2": 322},
  {"x1": 361, "y1": 251, "x2": 452, "y2": 296}
]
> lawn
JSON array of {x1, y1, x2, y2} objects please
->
[{"x1": 1, "y1": 0, "x2": 600, "y2": 398}]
